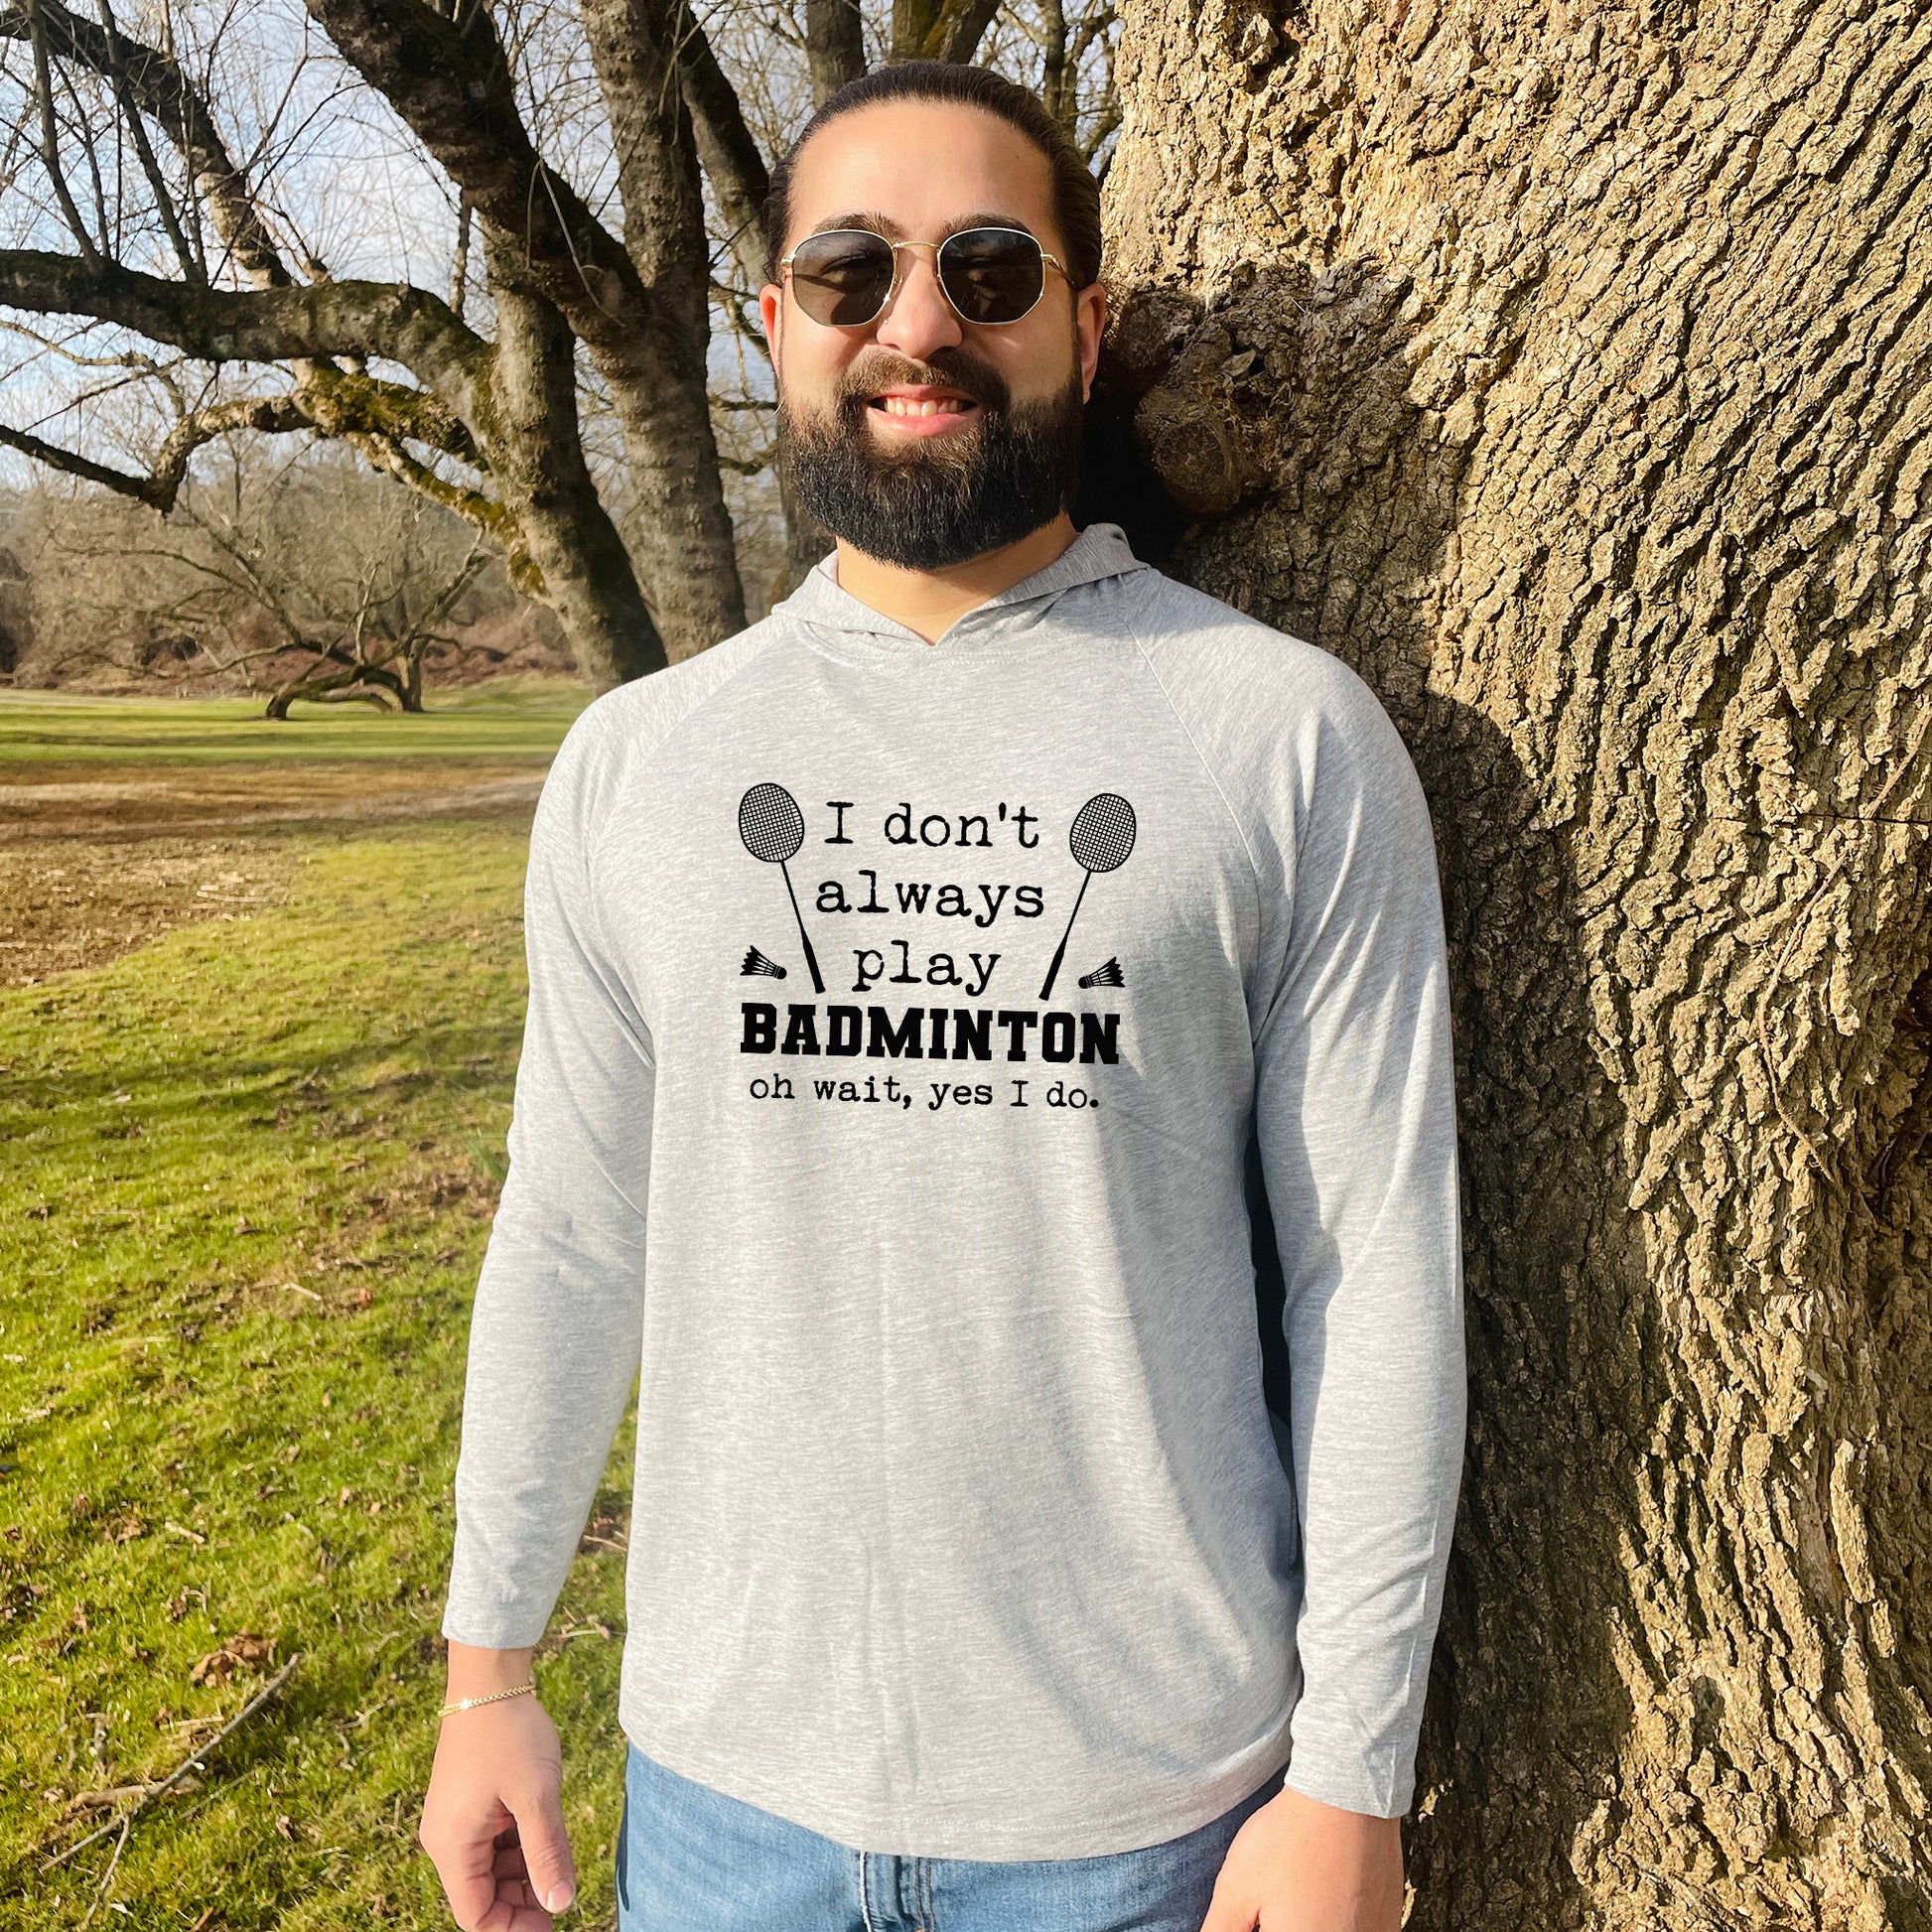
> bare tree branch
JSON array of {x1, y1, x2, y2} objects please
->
[
  {"x1": 54, "y1": 52, "x2": 113, "y2": 252},
  {"x1": 346, "y1": 432, "x2": 516, "y2": 550},
  {"x1": 674, "y1": 0, "x2": 769, "y2": 289},
  {"x1": 0, "y1": 313, "x2": 174, "y2": 380},
  {"x1": 87, "y1": 0, "x2": 203, "y2": 282},
  {"x1": 0, "y1": 417, "x2": 185, "y2": 506},
  {"x1": 23, "y1": 0, "x2": 101, "y2": 261},
  {"x1": 890, "y1": 0, "x2": 1000, "y2": 65},
  {"x1": 931, "y1": 0, "x2": 1002, "y2": 64},
  {"x1": 295, "y1": 362, "x2": 482, "y2": 464},
  {"x1": 450, "y1": 190, "x2": 470, "y2": 319},
  {"x1": 0, "y1": 248, "x2": 492, "y2": 409},
  {"x1": 299, "y1": 0, "x2": 655, "y2": 351},
  {"x1": 0, "y1": 395, "x2": 473, "y2": 537},
  {"x1": 0, "y1": 0, "x2": 288, "y2": 285}
]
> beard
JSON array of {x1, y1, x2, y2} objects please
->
[{"x1": 775, "y1": 342, "x2": 1086, "y2": 572}]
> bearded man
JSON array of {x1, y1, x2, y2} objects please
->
[{"x1": 419, "y1": 59, "x2": 1466, "y2": 1932}]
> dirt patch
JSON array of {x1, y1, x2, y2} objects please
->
[
  {"x1": 0, "y1": 755, "x2": 545, "y2": 985},
  {"x1": 0, "y1": 839, "x2": 298, "y2": 987},
  {"x1": 0, "y1": 759, "x2": 546, "y2": 845}
]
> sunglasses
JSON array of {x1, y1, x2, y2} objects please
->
[{"x1": 779, "y1": 225, "x2": 1070, "y2": 329}]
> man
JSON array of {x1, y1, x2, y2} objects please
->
[{"x1": 420, "y1": 59, "x2": 1465, "y2": 1932}]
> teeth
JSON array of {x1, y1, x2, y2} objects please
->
[{"x1": 879, "y1": 396, "x2": 969, "y2": 416}]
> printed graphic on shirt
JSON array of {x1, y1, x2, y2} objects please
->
[
  {"x1": 736, "y1": 781, "x2": 826, "y2": 993},
  {"x1": 735, "y1": 785, "x2": 1133, "y2": 1115},
  {"x1": 1038, "y1": 791, "x2": 1135, "y2": 999}
]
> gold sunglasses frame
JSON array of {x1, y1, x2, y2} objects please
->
[{"x1": 778, "y1": 225, "x2": 1070, "y2": 329}]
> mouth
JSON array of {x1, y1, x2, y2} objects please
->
[{"x1": 865, "y1": 385, "x2": 981, "y2": 435}]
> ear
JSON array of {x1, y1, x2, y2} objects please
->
[
  {"x1": 1076, "y1": 281, "x2": 1108, "y2": 402},
  {"x1": 759, "y1": 283, "x2": 784, "y2": 382}
]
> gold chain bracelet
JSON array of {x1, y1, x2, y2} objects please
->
[{"x1": 439, "y1": 1680, "x2": 537, "y2": 1719}]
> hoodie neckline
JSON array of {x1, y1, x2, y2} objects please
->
[{"x1": 775, "y1": 521, "x2": 1151, "y2": 662}]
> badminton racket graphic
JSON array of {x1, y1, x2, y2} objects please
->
[
  {"x1": 738, "y1": 782, "x2": 825, "y2": 994},
  {"x1": 1038, "y1": 792, "x2": 1136, "y2": 1000}
]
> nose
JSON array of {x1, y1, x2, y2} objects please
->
[{"x1": 871, "y1": 242, "x2": 963, "y2": 360}]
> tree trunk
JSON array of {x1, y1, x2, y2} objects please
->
[
  {"x1": 574, "y1": 0, "x2": 750, "y2": 663},
  {"x1": 1101, "y1": 2, "x2": 1932, "y2": 1925},
  {"x1": 807, "y1": 0, "x2": 866, "y2": 102},
  {"x1": 479, "y1": 229, "x2": 668, "y2": 688}
]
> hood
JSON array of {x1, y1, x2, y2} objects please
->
[{"x1": 771, "y1": 520, "x2": 1154, "y2": 655}]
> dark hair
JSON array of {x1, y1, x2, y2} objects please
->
[{"x1": 762, "y1": 62, "x2": 1104, "y2": 293}]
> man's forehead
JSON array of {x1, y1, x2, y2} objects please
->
[{"x1": 786, "y1": 103, "x2": 1058, "y2": 243}]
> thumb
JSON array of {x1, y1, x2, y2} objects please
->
[
  {"x1": 1196, "y1": 1868, "x2": 1260, "y2": 1932},
  {"x1": 508, "y1": 1784, "x2": 578, "y2": 1915}
]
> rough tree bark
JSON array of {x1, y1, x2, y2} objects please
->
[{"x1": 1100, "y1": 0, "x2": 1932, "y2": 1925}]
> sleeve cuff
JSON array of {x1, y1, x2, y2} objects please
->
[{"x1": 1280, "y1": 1751, "x2": 1413, "y2": 1821}]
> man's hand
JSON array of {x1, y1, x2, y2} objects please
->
[
  {"x1": 420, "y1": 1644, "x2": 578, "y2": 1929},
  {"x1": 1199, "y1": 1783, "x2": 1404, "y2": 1932}
]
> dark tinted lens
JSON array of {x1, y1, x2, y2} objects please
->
[
  {"x1": 789, "y1": 230, "x2": 896, "y2": 326},
  {"x1": 938, "y1": 228, "x2": 1045, "y2": 324}
]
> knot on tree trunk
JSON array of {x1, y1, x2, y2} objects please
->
[{"x1": 1096, "y1": 263, "x2": 1414, "y2": 525}]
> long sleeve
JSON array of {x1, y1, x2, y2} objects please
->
[
  {"x1": 1253, "y1": 682, "x2": 1466, "y2": 1820},
  {"x1": 442, "y1": 710, "x2": 655, "y2": 1649}
]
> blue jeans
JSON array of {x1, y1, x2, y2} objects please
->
[{"x1": 614, "y1": 1739, "x2": 1285, "y2": 1932}]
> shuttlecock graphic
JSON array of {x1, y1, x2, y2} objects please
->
[
  {"x1": 1077, "y1": 957, "x2": 1124, "y2": 990},
  {"x1": 741, "y1": 945, "x2": 787, "y2": 979}
]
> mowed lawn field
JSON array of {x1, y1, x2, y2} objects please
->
[{"x1": 0, "y1": 686, "x2": 644, "y2": 1929}]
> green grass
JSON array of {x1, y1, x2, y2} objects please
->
[
  {"x1": 0, "y1": 680, "x2": 591, "y2": 768},
  {"x1": 0, "y1": 820, "x2": 633, "y2": 1928}
]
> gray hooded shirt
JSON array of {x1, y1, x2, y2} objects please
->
[{"x1": 441, "y1": 520, "x2": 1466, "y2": 1860}]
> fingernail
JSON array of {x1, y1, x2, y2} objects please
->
[{"x1": 545, "y1": 1883, "x2": 574, "y2": 1912}]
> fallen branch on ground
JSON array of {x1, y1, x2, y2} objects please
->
[
  {"x1": 41, "y1": 1651, "x2": 303, "y2": 1873},
  {"x1": 66, "y1": 1779, "x2": 200, "y2": 1811}
]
